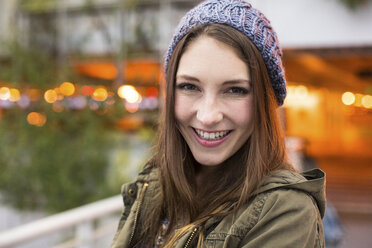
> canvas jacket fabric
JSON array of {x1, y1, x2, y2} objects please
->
[{"x1": 111, "y1": 163, "x2": 326, "y2": 248}]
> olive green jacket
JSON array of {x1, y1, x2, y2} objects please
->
[{"x1": 111, "y1": 164, "x2": 326, "y2": 248}]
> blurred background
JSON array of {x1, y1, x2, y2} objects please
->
[{"x1": 0, "y1": 0, "x2": 371, "y2": 247}]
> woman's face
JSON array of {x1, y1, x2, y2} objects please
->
[{"x1": 175, "y1": 36, "x2": 254, "y2": 167}]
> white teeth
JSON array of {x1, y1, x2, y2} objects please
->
[{"x1": 195, "y1": 129, "x2": 229, "y2": 140}]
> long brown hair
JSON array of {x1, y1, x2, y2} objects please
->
[{"x1": 136, "y1": 24, "x2": 292, "y2": 247}]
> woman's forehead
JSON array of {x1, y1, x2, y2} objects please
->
[{"x1": 176, "y1": 36, "x2": 250, "y2": 84}]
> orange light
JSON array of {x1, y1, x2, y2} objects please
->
[
  {"x1": 146, "y1": 87, "x2": 159, "y2": 98},
  {"x1": 341, "y1": 92, "x2": 355, "y2": 106},
  {"x1": 118, "y1": 85, "x2": 141, "y2": 103},
  {"x1": 284, "y1": 85, "x2": 319, "y2": 109},
  {"x1": 293, "y1": 85, "x2": 308, "y2": 98},
  {"x1": 59, "y1": 82, "x2": 75, "y2": 96},
  {"x1": 92, "y1": 87, "x2": 108, "y2": 101},
  {"x1": 27, "y1": 112, "x2": 47, "y2": 127},
  {"x1": 44, "y1": 89, "x2": 58, "y2": 103},
  {"x1": 75, "y1": 63, "x2": 117, "y2": 80},
  {"x1": 361, "y1": 95, "x2": 372, "y2": 108},
  {"x1": 82, "y1": 85, "x2": 95, "y2": 96},
  {"x1": 75, "y1": 60, "x2": 160, "y2": 83},
  {"x1": 0, "y1": 87, "x2": 10, "y2": 100},
  {"x1": 9, "y1": 88, "x2": 21, "y2": 102}
]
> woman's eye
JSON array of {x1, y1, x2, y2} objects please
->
[
  {"x1": 176, "y1": 83, "x2": 199, "y2": 91},
  {"x1": 226, "y1": 87, "x2": 249, "y2": 95}
]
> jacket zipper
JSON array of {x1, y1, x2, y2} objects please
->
[
  {"x1": 128, "y1": 182, "x2": 149, "y2": 247},
  {"x1": 184, "y1": 227, "x2": 199, "y2": 248}
]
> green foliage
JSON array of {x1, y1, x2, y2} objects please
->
[
  {"x1": 0, "y1": 42, "x2": 57, "y2": 89},
  {"x1": 1, "y1": 105, "x2": 110, "y2": 212},
  {"x1": 0, "y1": 40, "x2": 156, "y2": 212},
  {"x1": 0, "y1": 100, "x2": 156, "y2": 212}
]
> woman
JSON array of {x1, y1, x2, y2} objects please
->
[{"x1": 112, "y1": 0, "x2": 326, "y2": 247}]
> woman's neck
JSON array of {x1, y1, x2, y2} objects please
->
[{"x1": 195, "y1": 164, "x2": 220, "y2": 189}]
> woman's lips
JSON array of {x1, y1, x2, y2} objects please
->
[{"x1": 191, "y1": 128, "x2": 232, "y2": 147}]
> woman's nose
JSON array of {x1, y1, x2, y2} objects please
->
[{"x1": 196, "y1": 97, "x2": 223, "y2": 126}]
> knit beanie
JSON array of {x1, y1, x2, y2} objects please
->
[{"x1": 165, "y1": 0, "x2": 286, "y2": 106}]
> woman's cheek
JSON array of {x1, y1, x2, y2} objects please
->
[
  {"x1": 174, "y1": 94, "x2": 191, "y2": 122},
  {"x1": 225, "y1": 100, "x2": 253, "y2": 125}
]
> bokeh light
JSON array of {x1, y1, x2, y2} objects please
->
[
  {"x1": 9, "y1": 88, "x2": 21, "y2": 102},
  {"x1": 125, "y1": 102, "x2": 139, "y2": 113},
  {"x1": 285, "y1": 85, "x2": 318, "y2": 108},
  {"x1": 139, "y1": 96, "x2": 158, "y2": 110},
  {"x1": 361, "y1": 95, "x2": 372, "y2": 108},
  {"x1": 92, "y1": 87, "x2": 108, "y2": 101},
  {"x1": 342, "y1": 92, "x2": 355, "y2": 106},
  {"x1": 60, "y1": 82, "x2": 75, "y2": 96},
  {"x1": 0, "y1": 87, "x2": 10, "y2": 100},
  {"x1": 294, "y1": 85, "x2": 308, "y2": 98},
  {"x1": 44, "y1": 89, "x2": 58, "y2": 103},
  {"x1": 68, "y1": 96, "x2": 87, "y2": 110},
  {"x1": 17, "y1": 95, "x2": 30, "y2": 109},
  {"x1": 118, "y1": 85, "x2": 141, "y2": 103},
  {"x1": 82, "y1": 85, "x2": 95, "y2": 96},
  {"x1": 0, "y1": 99, "x2": 13, "y2": 108},
  {"x1": 27, "y1": 112, "x2": 47, "y2": 127},
  {"x1": 146, "y1": 87, "x2": 159, "y2": 98}
]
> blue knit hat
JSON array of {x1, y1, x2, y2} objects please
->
[{"x1": 165, "y1": 0, "x2": 286, "y2": 106}]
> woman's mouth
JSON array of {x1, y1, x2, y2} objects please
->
[
  {"x1": 191, "y1": 128, "x2": 232, "y2": 147},
  {"x1": 193, "y1": 128, "x2": 231, "y2": 140}
]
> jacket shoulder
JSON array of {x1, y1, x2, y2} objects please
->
[
  {"x1": 204, "y1": 187, "x2": 325, "y2": 247},
  {"x1": 259, "y1": 187, "x2": 322, "y2": 222},
  {"x1": 256, "y1": 168, "x2": 326, "y2": 217},
  {"x1": 238, "y1": 188, "x2": 325, "y2": 247}
]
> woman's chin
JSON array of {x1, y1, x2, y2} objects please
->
[{"x1": 194, "y1": 157, "x2": 224, "y2": 167}]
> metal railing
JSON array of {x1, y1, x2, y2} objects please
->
[{"x1": 0, "y1": 195, "x2": 122, "y2": 248}]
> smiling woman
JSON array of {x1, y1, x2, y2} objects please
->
[
  {"x1": 111, "y1": 1, "x2": 326, "y2": 248},
  {"x1": 175, "y1": 35, "x2": 253, "y2": 168}
]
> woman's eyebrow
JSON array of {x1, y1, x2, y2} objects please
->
[
  {"x1": 176, "y1": 75, "x2": 200, "y2": 82},
  {"x1": 176, "y1": 75, "x2": 250, "y2": 86},
  {"x1": 222, "y1": 79, "x2": 250, "y2": 86}
]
